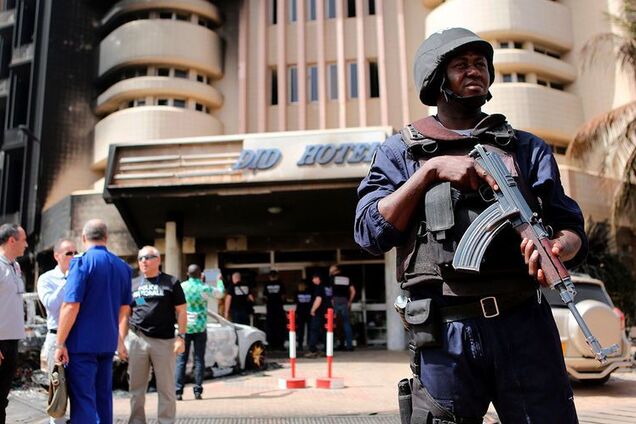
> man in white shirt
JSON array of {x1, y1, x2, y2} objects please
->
[
  {"x1": 0, "y1": 223, "x2": 28, "y2": 424},
  {"x1": 37, "y1": 238, "x2": 77, "y2": 424}
]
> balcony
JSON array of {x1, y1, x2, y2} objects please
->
[
  {"x1": 494, "y1": 49, "x2": 576, "y2": 82},
  {"x1": 99, "y1": 20, "x2": 222, "y2": 78},
  {"x1": 0, "y1": 9, "x2": 15, "y2": 34},
  {"x1": 426, "y1": 0, "x2": 573, "y2": 51},
  {"x1": 93, "y1": 106, "x2": 223, "y2": 167},
  {"x1": 485, "y1": 83, "x2": 583, "y2": 143},
  {"x1": 11, "y1": 43, "x2": 34, "y2": 67},
  {"x1": 0, "y1": 79, "x2": 8, "y2": 98},
  {"x1": 96, "y1": 76, "x2": 223, "y2": 115},
  {"x1": 101, "y1": 0, "x2": 221, "y2": 27}
]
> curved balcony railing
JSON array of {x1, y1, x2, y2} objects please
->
[
  {"x1": 96, "y1": 77, "x2": 223, "y2": 115},
  {"x1": 494, "y1": 49, "x2": 577, "y2": 82},
  {"x1": 101, "y1": 0, "x2": 221, "y2": 27},
  {"x1": 94, "y1": 107, "x2": 223, "y2": 167},
  {"x1": 99, "y1": 20, "x2": 222, "y2": 78},
  {"x1": 426, "y1": 0, "x2": 573, "y2": 51},
  {"x1": 485, "y1": 83, "x2": 583, "y2": 143}
]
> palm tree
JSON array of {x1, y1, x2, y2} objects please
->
[
  {"x1": 575, "y1": 219, "x2": 635, "y2": 325},
  {"x1": 567, "y1": 0, "x2": 636, "y2": 225}
]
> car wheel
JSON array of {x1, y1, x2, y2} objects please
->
[
  {"x1": 112, "y1": 360, "x2": 129, "y2": 390},
  {"x1": 245, "y1": 341, "x2": 267, "y2": 371},
  {"x1": 580, "y1": 375, "x2": 611, "y2": 386}
]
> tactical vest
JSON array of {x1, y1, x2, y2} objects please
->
[{"x1": 396, "y1": 114, "x2": 537, "y2": 297}]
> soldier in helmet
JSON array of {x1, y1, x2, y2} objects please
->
[{"x1": 354, "y1": 28, "x2": 586, "y2": 423}]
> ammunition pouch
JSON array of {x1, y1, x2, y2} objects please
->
[{"x1": 405, "y1": 298, "x2": 441, "y2": 348}]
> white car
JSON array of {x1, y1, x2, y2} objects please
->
[
  {"x1": 542, "y1": 274, "x2": 633, "y2": 384},
  {"x1": 112, "y1": 310, "x2": 267, "y2": 388}
]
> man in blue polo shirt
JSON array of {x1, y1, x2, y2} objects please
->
[{"x1": 55, "y1": 219, "x2": 132, "y2": 424}]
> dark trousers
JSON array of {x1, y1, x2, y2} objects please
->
[
  {"x1": 230, "y1": 309, "x2": 250, "y2": 325},
  {"x1": 0, "y1": 340, "x2": 18, "y2": 424},
  {"x1": 308, "y1": 314, "x2": 324, "y2": 353},
  {"x1": 333, "y1": 297, "x2": 353, "y2": 349},
  {"x1": 67, "y1": 352, "x2": 114, "y2": 424},
  {"x1": 419, "y1": 295, "x2": 578, "y2": 423},
  {"x1": 265, "y1": 308, "x2": 286, "y2": 350},
  {"x1": 295, "y1": 310, "x2": 310, "y2": 350},
  {"x1": 175, "y1": 332, "x2": 207, "y2": 395}
]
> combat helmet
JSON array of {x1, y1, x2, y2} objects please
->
[{"x1": 413, "y1": 28, "x2": 495, "y2": 106}]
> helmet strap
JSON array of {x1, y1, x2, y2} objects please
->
[{"x1": 439, "y1": 75, "x2": 492, "y2": 112}]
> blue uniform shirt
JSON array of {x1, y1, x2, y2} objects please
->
[
  {"x1": 64, "y1": 245, "x2": 133, "y2": 353},
  {"x1": 354, "y1": 130, "x2": 588, "y2": 267}
]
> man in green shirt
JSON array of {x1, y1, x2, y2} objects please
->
[{"x1": 175, "y1": 264, "x2": 221, "y2": 400}]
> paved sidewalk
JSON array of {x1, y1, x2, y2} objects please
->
[{"x1": 114, "y1": 349, "x2": 407, "y2": 419}]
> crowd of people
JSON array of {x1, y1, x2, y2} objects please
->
[{"x1": 0, "y1": 218, "x2": 357, "y2": 424}]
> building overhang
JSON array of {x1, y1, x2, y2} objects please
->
[{"x1": 104, "y1": 127, "x2": 393, "y2": 247}]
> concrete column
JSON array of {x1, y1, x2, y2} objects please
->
[
  {"x1": 204, "y1": 252, "x2": 219, "y2": 269},
  {"x1": 164, "y1": 221, "x2": 182, "y2": 278},
  {"x1": 385, "y1": 249, "x2": 407, "y2": 351}
]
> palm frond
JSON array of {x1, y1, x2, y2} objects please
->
[{"x1": 567, "y1": 101, "x2": 636, "y2": 162}]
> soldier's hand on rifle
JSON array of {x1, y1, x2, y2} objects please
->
[
  {"x1": 521, "y1": 230, "x2": 582, "y2": 286},
  {"x1": 425, "y1": 156, "x2": 499, "y2": 191}
]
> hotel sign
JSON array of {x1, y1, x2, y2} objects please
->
[{"x1": 107, "y1": 127, "x2": 392, "y2": 188}]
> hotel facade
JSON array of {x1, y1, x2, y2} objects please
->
[{"x1": 1, "y1": 0, "x2": 633, "y2": 348}]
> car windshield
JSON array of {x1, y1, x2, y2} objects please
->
[{"x1": 541, "y1": 283, "x2": 612, "y2": 308}]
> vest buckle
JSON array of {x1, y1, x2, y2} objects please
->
[{"x1": 480, "y1": 296, "x2": 500, "y2": 318}]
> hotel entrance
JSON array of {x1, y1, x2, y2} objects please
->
[{"x1": 220, "y1": 248, "x2": 387, "y2": 347}]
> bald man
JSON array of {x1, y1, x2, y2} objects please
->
[{"x1": 55, "y1": 219, "x2": 132, "y2": 424}]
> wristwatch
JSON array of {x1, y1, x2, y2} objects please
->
[{"x1": 177, "y1": 333, "x2": 186, "y2": 340}]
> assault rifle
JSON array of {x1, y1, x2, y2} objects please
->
[{"x1": 452, "y1": 144, "x2": 618, "y2": 363}]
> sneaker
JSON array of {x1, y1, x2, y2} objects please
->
[
  {"x1": 304, "y1": 351, "x2": 318, "y2": 358},
  {"x1": 176, "y1": 394, "x2": 183, "y2": 401},
  {"x1": 194, "y1": 393, "x2": 202, "y2": 400}
]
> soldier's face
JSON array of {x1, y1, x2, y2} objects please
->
[{"x1": 445, "y1": 50, "x2": 489, "y2": 98}]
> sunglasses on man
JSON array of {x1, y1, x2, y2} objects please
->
[
  {"x1": 138, "y1": 254, "x2": 159, "y2": 261},
  {"x1": 64, "y1": 251, "x2": 78, "y2": 257}
]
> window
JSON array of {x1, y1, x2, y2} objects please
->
[
  {"x1": 326, "y1": 0, "x2": 337, "y2": 19},
  {"x1": 368, "y1": 0, "x2": 376, "y2": 15},
  {"x1": 195, "y1": 103, "x2": 204, "y2": 111},
  {"x1": 308, "y1": 65, "x2": 318, "y2": 102},
  {"x1": 347, "y1": 0, "x2": 356, "y2": 17},
  {"x1": 196, "y1": 74, "x2": 206, "y2": 83},
  {"x1": 307, "y1": 0, "x2": 317, "y2": 20},
  {"x1": 517, "y1": 73, "x2": 526, "y2": 83},
  {"x1": 368, "y1": 61, "x2": 379, "y2": 98},
  {"x1": 537, "y1": 79, "x2": 547, "y2": 86},
  {"x1": 348, "y1": 62, "x2": 358, "y2": 99},
  {"x1": 270, "y1": 68, "x2": 278, "y2": 105},
  {"x1": 271, "y1": 0, "x2": 277, "y2": 24},
  {"x1": 136, "y1": 99, "x2": 146, "y2": 106},
  {"x1": 159, "y1": 11, "x2": 172, "y2": 19},
  {"x1": 176, "y1": 13, "x2": 189, "y2": 21},
  {"x1": 551, "y1": 82, "x2": 564, "y2": 91},
  {"x1": 328, "y1": 64, "x2": 338, "y2": 100},
  {"x1": 173, "y1": 99, "x2": 186, "y2": 108},
  {"x1": 157, "y1": 99, "x2": 169, "y2": 106},
  {"x1": 199, "y1": 18, "x2": 207, "y2": 27},
  {"x1": 289, "y1": 66, "x2": 298, "y2": 103},
  {"x1": 157, "y1": 68, "x2": 170, "y2": 77},
  {"x1": 499, "y1": 41, "x2": 510, "y2": 49},
  {"x1": 174, "y1": 69, "x2": 188, "y2": 79},
  {"x1": 502, "y1": 73, "x2": 512, "y2": 83},
  {"x1": 513, "y1": 41, "x2": 523, "y2": 49},
  {"x1": 290, "y1": 0, "x2": 297, "y2": 22}
]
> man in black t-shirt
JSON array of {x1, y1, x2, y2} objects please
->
[
  {"x1": 294, "y1": 280, "x2": 312, "y2": 352},
  {"x1": 305, "y1": 273, "x2": 332, "y2": 358},
  {"x1": 121, "y1": 246, "x2": 187, "y2": 423},
  {"x1": 264, "y1": 270, "x2": 286, "y2": 350},
  {"x1": 224, "y1": 271, "x2": 254, "y2": 325},
  {"x1": 330, "y1": 265, "x2": 356, "y2": 351}
]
